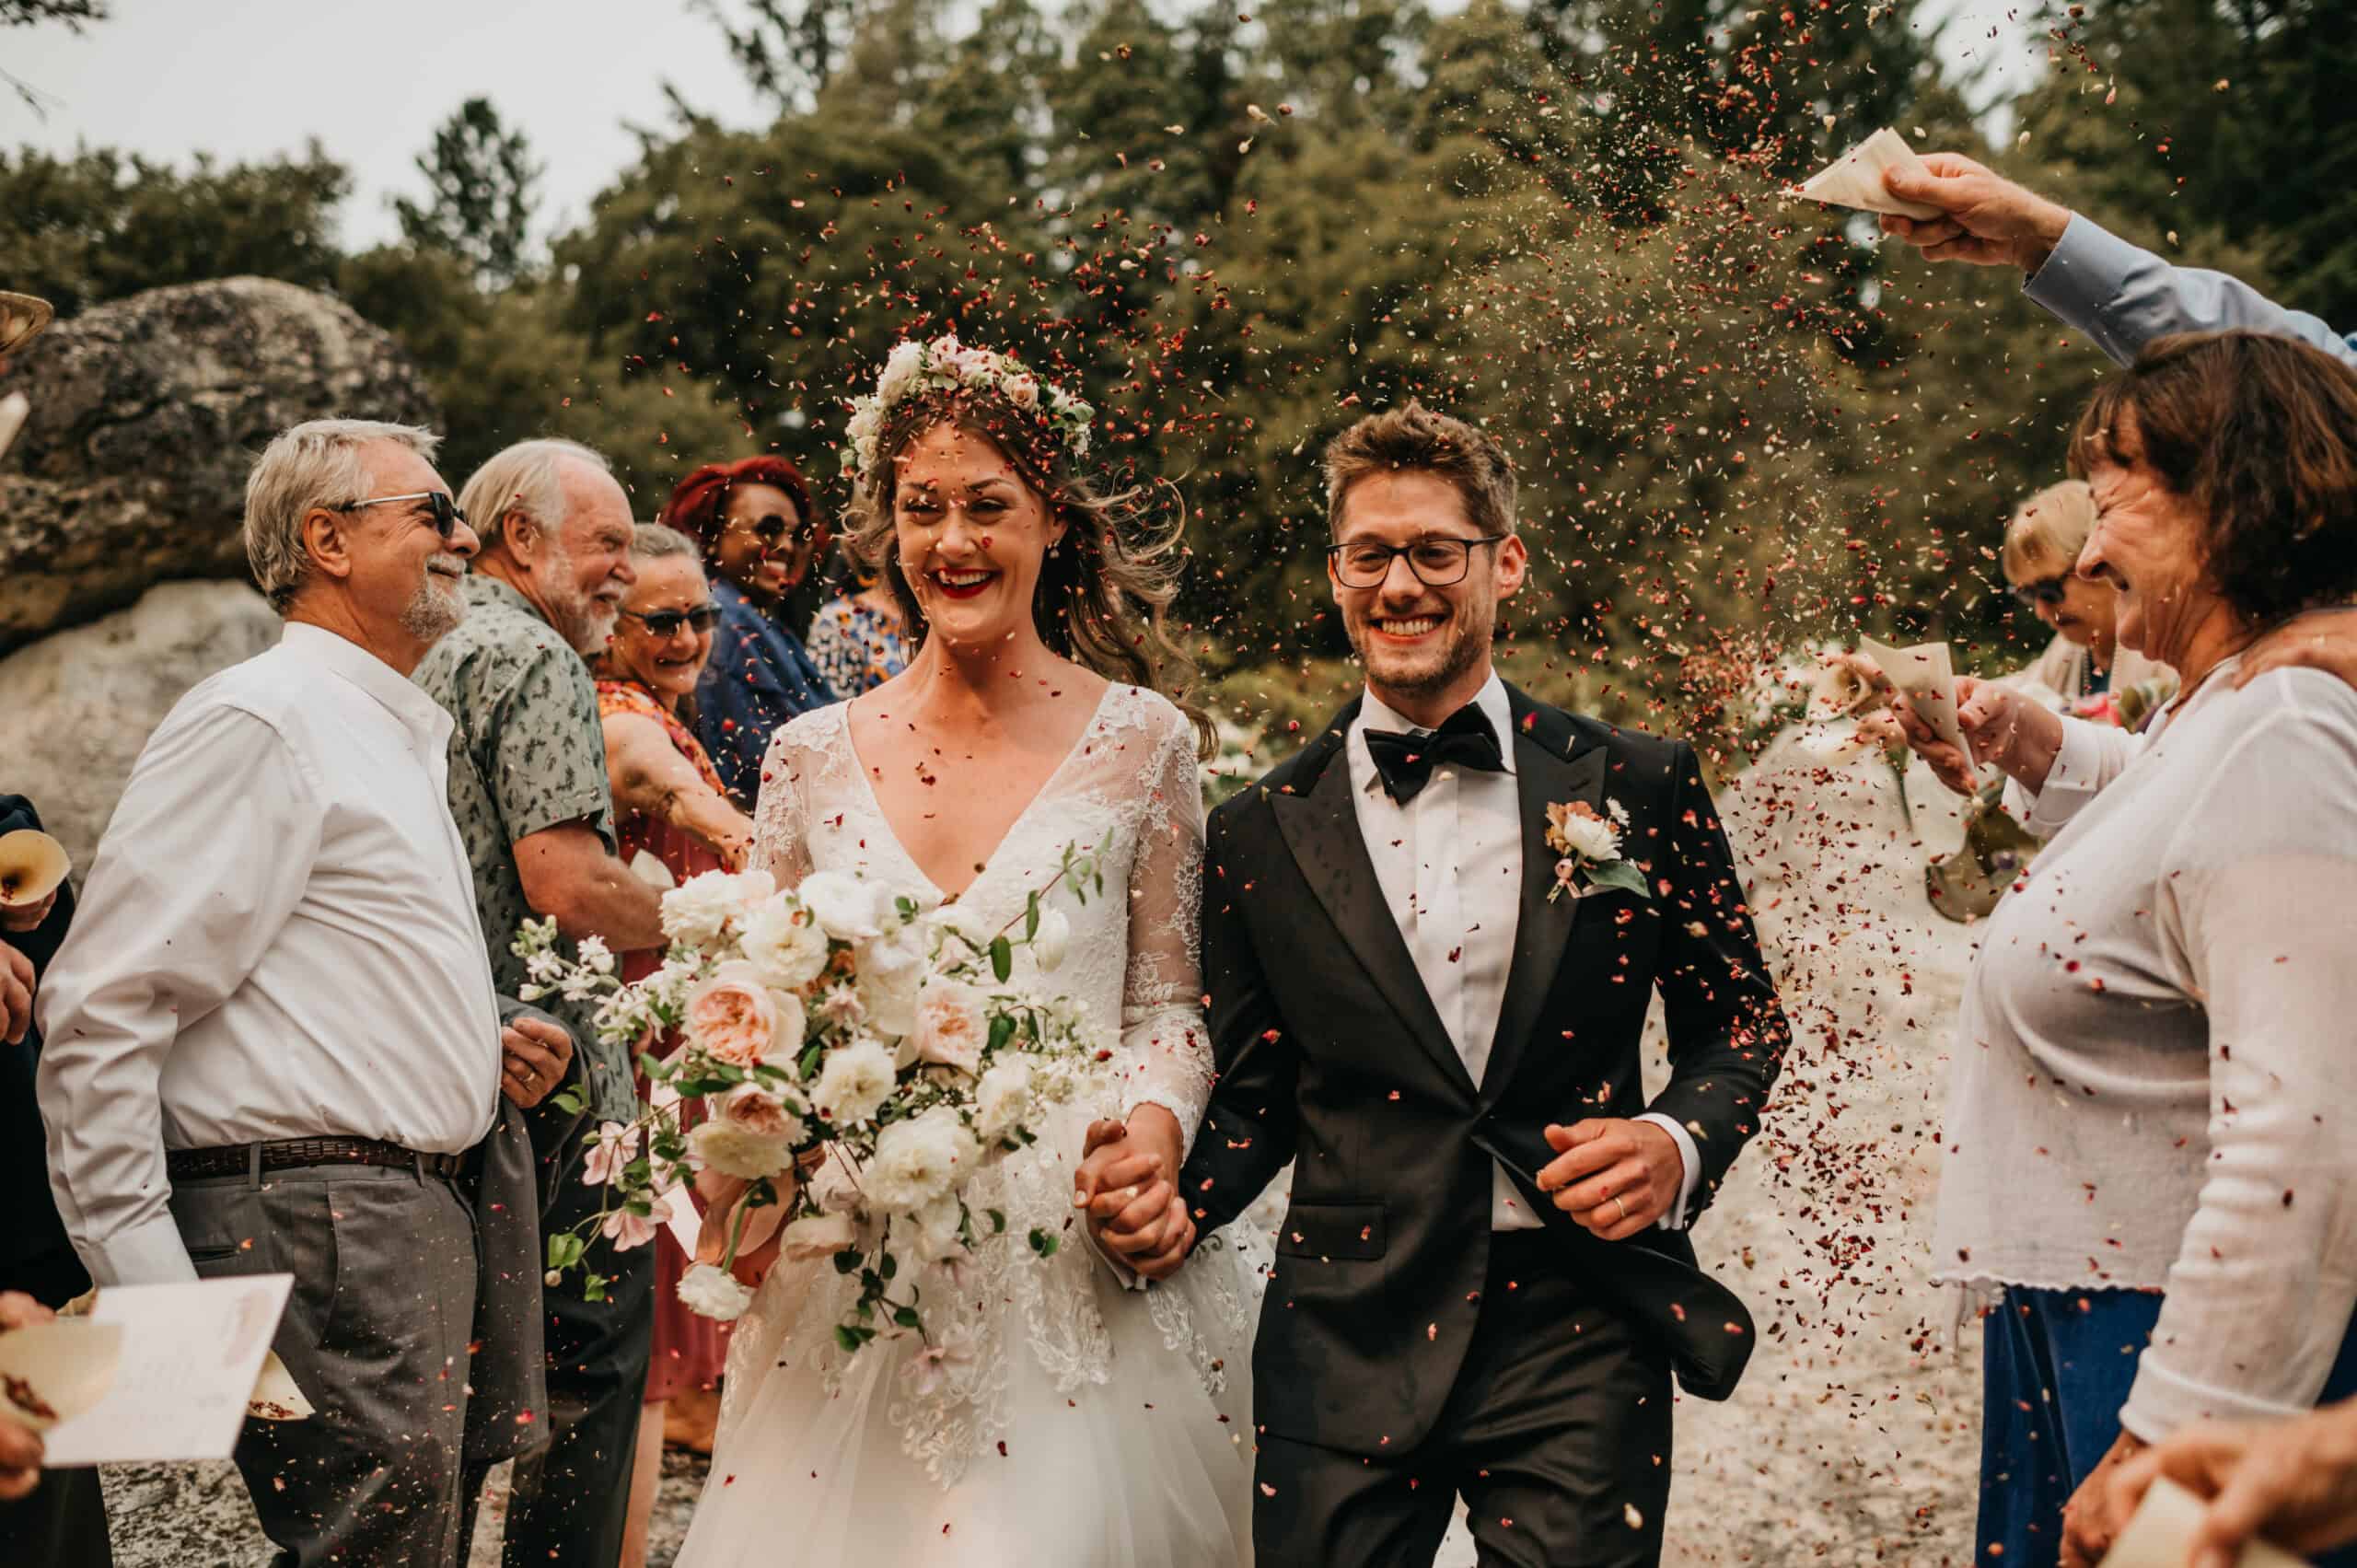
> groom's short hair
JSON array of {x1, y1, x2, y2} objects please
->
[{"x1": 1323, "y1": 401, "x2": 1517, "y2": 540}]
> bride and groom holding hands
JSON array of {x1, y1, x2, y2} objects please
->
[{"x1": 678, "y1": 341, "x2": 1787, "y2": 1567}]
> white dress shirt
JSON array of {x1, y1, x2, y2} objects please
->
[
  {"x1": 1347, "y1": 672, "x2": 1697, "y2": 1230},
  {"x1": 37, "y1": 622, "x2": 504, "y2": 1288}
]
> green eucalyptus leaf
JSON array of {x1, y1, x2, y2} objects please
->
[{"x1": 990, "y1": 935, "x2": 1013, "y2": 982}]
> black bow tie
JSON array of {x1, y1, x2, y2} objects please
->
[{"x1": 1365, "y1": 703, "x2": 1506, "y2": 804}]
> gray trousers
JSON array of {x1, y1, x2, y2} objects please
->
[{"x1": 172, "y1": 1160, "x2": 478, "y2": 1568}]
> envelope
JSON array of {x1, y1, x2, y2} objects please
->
[
  {"x1": 2101, "y1": 1474, "x2": 2308, "y2": 1567},
  {"x1": 0, "y1": 1319, "x2": 125, "y2": 1434},
  {"x1": 1858, "y1": 636, "x2": 1968, "y2": 755},
  {"x1": 1793, "y1": 128, "x2": 1945, "y2": 221}
]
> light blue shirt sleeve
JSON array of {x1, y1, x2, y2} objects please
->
[{"x1": 2024, "y1": 215, "x2": 2357, "y2": 370}]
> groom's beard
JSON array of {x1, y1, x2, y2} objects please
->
[{"x1": 1352, "y1": 599, "x2": 1496, "y2": 704}]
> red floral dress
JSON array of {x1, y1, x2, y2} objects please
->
[{"x1": 597, "y1": 679, "x2": 733, "y2": 1402}]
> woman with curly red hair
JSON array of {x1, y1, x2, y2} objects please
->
[{"x1": 658, "y1": 456, "x2": 838, "y2": 803}]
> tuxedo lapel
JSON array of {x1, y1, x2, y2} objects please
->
[
  {"x1": 1268, "y1": 708, "x2": 1480, "y2": 1102},
  {"x1": 1480, "y1": 687, "x2": 1607, "y2": 1100}
]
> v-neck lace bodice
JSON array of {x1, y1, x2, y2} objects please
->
[
  {"x1": 838, "y1": 682, "x2": 1118, "y2": 904},
  {"x1": 732, "y1": 684, "x2": 1249, "y2": 1491}
]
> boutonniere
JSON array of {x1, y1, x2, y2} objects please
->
[{"x1": 1545, "y1": 798, "x2": 1650, "y2": 903}]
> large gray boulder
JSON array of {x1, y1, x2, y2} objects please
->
[
  {"x1": 0, "y1": 580, "x2": 281, "y2": 875},
  {"x1": 0, "y1": 276, "x2": 437, "y2": 654}
]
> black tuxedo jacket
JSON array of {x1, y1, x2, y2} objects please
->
[{"x1": 1178, "y1": 685, "x2": 1788, "y2": 1456}]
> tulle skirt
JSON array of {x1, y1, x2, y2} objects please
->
[{"x1": 675, "y1": 1138, "x2": 1262, "y2": 1566}]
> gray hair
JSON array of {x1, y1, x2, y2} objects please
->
[
  {"x1": 459, "y1": 437, "x2": 612, "y2": 554},
  {"x1": 244, "y1": 418, "x2": 442, "y2": 614},
  {"x1": 631, "y1": 521, "x2": 701, "y2": 562}
]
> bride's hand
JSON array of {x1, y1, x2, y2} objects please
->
[
  {"x1": 1074, "y1": 1110, "x2": 1195, "y2": 1279},
  {"x1": 692, "y1": 1167, "x2": 797, "y2": 1288}
]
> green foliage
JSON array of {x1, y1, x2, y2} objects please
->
[
  {"x1": 394, "y1": 97, "x2": 543, "y2": 289},
  {"x1": 0, "y1": 145, "x2": 348, "y2": 316}
]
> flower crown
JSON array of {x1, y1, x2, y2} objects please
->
[{"x1": 841, "y1": 334, "x2": 1095, "y2": 483}]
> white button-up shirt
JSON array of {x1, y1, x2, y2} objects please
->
[
  {"x1": 37, "y1": 622, "x2": 503, "y2": 1287},
  {"x1": 1346, "y1": 672, "x2": 1697, "y2": 1230}
]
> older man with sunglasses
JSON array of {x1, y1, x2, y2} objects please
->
[
  {"x1": 37, "y1": 420, "x2": 575, "y2": 1567},
  {"x1": 414, "y1": 436, "x2": 675, "y2": 1568}
]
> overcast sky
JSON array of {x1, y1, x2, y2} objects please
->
[{"x1": 5, "y1": 0, "x2": 2044, "y2": 253}]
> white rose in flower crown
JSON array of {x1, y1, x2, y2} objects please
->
[
  {"x1": 865, "y1": 1107, "x2": 981, "y2": 1214},
  {"x1": 912, "y1": 977, "x2": 990, "y2": 1076},
  {"x1": 877, "y1": 340, "x2": 926, "y2": 402},
  {"x1": 795, "y1": 870, "x2": 885, "y2": 942},
  {"x1": 812, "y1": 1035, "x2": 897, "y2": 1127},
  {"x1": 740, "y1": 897, "x2": 830, "y2": 991},
  {"x1": 685, "y1": 960, "x2": 803, "y2": 1067},
  {"x1": 678, "y1": 1261, "x2": 755, "y2": 1321},
  {"x1": 686, "y1": 1116, "x2": 793, "y2": 1180},
  {"x1": 780, "y1": 1211, "x2": 857, "y2": 1262},
  {"x1": 661, "y1": 870, "x2": 776, "y2": 949},
  {"x1": 719, "y1": 1082, "x2": 806, "y2": 1144},
  {"x1": 973, "y1": 1058, "x2": 1034, "y2": 1144},
  {"x1": 1030, "y1": 907, "x2": 1072, "y2": 973}
]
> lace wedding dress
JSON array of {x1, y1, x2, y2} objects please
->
[{"x1": 675, "y1": 684, "x2": 1266, "y2": 1566}]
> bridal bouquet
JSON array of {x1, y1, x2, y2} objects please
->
[{"x1": 513, "y1": 842, "x2": 1112, "y2": 1353}]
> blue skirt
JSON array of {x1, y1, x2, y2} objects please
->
[{"x1": 1978, "y1": 1284, "x2": 2357, "y2": 1567}]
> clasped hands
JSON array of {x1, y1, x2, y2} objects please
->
[{"x1": 1075, "y1": 1104, "x2": 1195, "y2": 1282}]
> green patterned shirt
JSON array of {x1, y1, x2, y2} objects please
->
[{"x1": 413, "y1": 575, "x2": 634, "y2": 1122}]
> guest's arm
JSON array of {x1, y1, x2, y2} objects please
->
[
  {"x1": 1893, "y1": 676, "x2": 2142, "y2": 834},
  {"x1": 599, "y1": 711, "x2": 754, "y2": 870},
  {"x1": 34, "y1": 704, "x2": 321, "y2": 1286},
  {"x1": 514, "y1": 825, "x2": 666, "y2": 952},
  {"x1": 1875, "y1": 153, "x2": 2357, "y2": 369}
]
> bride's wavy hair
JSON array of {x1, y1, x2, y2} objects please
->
[{"x1": 843, "y1": 386, "x2": 1213, "y2": 759}]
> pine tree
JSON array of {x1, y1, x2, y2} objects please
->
[{"x1": 394, "y1": 98, "x2": 543, "y2": 290}]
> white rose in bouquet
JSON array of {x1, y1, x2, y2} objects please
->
[
  {"x1": 796, "y1": 870, "x2": 886, "y2": 942},
  {"x1": 865, "y1": 1107, "x2": 981, "y2": 1214},
  {"x1": 661, "y1": 870, "x2": 775, "y2": 949},
  {"x1": 740, "y1": 897, "x2": 830, "y2": 991},
  {"x1": 1030, "y1": 907, "x2": 1072, "y2": 973},
  {"x1": 780, "y1": 1211, "x2": 858, "y2": 1261},
  {"x1": 973, "y1": 1059, "x2": 1034, "y2": 1144},
  {"x1": 855, "y1": 942, "x2": 922, "y2": 1038},
  {"x1": 677, "y1": 1261, "x2": 755, "y2": 1321},
  {"x1": 684, "y1": 960, "x2": 804, "y2": 1067},
  {"x1": 921, "y1": 900, "x2": 994, "y2": 958},
  {"x1": 687, "y1": 1116, "x2": 793, "y2": 1180},
  {"x1": 804, "y1": 1148, "x2": 863, "y2": 1214},
  {"x1": 912, "y1": 977, "x2": 990, "y2": 1076},
  {"x1": 812, "y1": 1035, "x2": 897, "y2": 1127},
  {"x1": 907, "y1": 1192, "x2": 969, "y2": 1267}
]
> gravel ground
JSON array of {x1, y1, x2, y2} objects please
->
[{"x1": 96, "y1": 735, "x2": 1987, "y2": 1568}]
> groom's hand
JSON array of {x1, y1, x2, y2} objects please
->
[
  {"x1": 1075, "y1": 1113, "x2": 1195, "y2": 1280},
  {"x1": 1536, "y1": 1120, "x2": 1682, "y2": 1239}
]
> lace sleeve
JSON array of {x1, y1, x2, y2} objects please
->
[
  {"x1": 1117, "y1": 704, "x2": 1213, "y2": 1156},
  {"x1": 749, "y1": 718, "x2": 816, "y2": 887}
]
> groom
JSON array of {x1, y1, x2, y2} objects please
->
[{"x1": 1104, "y1": 403, "x2": 1788, "y2": 1565}]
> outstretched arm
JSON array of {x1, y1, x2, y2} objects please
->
[{"x1": 602, "y1": 711, "x2": 755, "y2": 869}]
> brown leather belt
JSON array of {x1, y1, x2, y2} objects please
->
[{"x1": 166, "y1": 1135, "x2": 466, "y2": 1182}]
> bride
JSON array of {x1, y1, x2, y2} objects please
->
[{"x1": 673, "y1": 339, "x2": 1263, "y2": 1565}]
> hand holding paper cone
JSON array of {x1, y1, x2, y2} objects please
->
[
  {"x1": 1792, "y1": 129, "x2": 1945, "y2": 220},
  {"x1": 0, "y1": 830, "x2": 69, "y2": 911}
]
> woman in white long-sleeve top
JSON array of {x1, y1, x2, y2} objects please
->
[{"x1": 1892, "y1": 331, "x2": 2357, "y2": 1568}]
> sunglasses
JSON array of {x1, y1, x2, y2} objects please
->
[
  {"x1": 620, "y1": 604, "x2": 720, "y2": 636},
  {"x1": 339, "y1": 490, "x2": 469, "y2": 540},
  {"x1": 736, "y1": 513, "x2": 815, "y2": 548},
  {"x1": 2010, "y1": 574, "x2": 2070, "y2": 609}
]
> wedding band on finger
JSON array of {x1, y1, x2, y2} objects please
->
[{"x1": 1610, "y1": 1196, "x2": 1629, "y2": 1224}]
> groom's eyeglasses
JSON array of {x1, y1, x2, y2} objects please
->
[
  {"x1": 1328, "y1": 535, "x2": 1510, "y2": 589},
  {"x1": 337, "y1": 491, "x2": 469, "y2": 540},
  {"x1": 2010, "y1": 574, "x2": 2071, "y2": 609},
  {"x1": 620, "y1": 604, "x2": 720, "y2": 636}
]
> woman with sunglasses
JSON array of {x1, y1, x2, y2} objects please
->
[
  {"x1": 658, "y1": 456, "x2": 840, "y2": 805},
  {"x1": 591, "y1": 522, "x2": 754, "y2": 1567}
]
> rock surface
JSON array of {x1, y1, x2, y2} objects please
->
[
  {"x1": 0, "y1": 276, "x2": 438, "y2": 653},
  {"x1": 0, "y1": 579, "x2": 281, "y2": 873}
]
